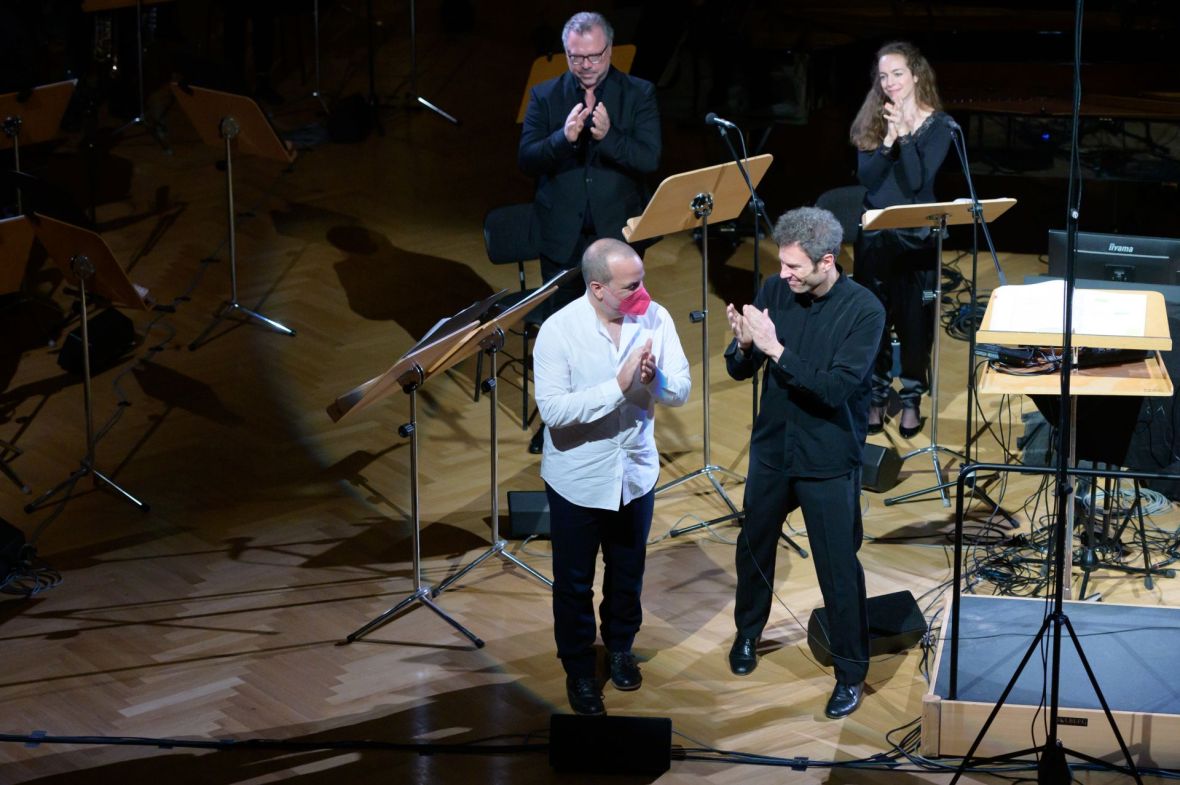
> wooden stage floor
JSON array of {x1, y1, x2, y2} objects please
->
[{"x1": 2, "y1": 7, "x2": 1179, "y2": 784}]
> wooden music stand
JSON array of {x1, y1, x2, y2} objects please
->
[
  {"x1": 949, "y1": 284, "x2": 1170, "y2": 782},
  {"x1": 24, "y1": 213, "x2": 152, "y2": 513},
  {"x1": 432, "y1": 268, "x2": 578, "y2": 599},
  {"x1": 327, "y1": 290, "x2": 517, "y2": 646},
  {"x1": 170, "y1": 83, "x2": 297, "y2": 350},
  {"x1": 0, "y1": 216, "x2": 38, "y2": 493},
  {"x1": 514, "y1": 45, "x2": 637, "y2": 123},
  {"x1": 624, "y1": 156, "x2": 785, "y2": 536},
  {"x1": 863, "y1": 197, "x2": 1016, "y2": 507},
  {"x1": 1, "y1": 80, "x2": 77, "y2": 213},
  {"x1": 978, "y1": 282, "x2": 1174, "y2": 595}
]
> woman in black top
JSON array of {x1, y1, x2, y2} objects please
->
[{"x1": 850, "y1": 42, "x2": 951, "y2": 437}]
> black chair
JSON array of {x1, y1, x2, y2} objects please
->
[
  {"x1": 475, "y1": 203, "x2": 545, "y2": 429},
  {"x1": 815, "y1": 185, "x2": 867, "y2": 269}
]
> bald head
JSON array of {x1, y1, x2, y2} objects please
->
[{"x1": 581, "y1": 238, "x2": 638, "y2": 287}]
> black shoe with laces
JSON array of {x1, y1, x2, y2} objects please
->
[
  {"x1": 608, "y1": 651, "x2": 642, "y2": 691},
  {"x1": 565, "y1": 675, "x2": 605, "y2": 715}
]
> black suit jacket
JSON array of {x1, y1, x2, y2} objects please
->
[{"x1": 518, "y1": 67, "x2": 661, "y2": 263}]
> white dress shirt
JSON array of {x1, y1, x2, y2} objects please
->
[{"x1": 534, "y1": 294, "x2": 691, "y2": 510}]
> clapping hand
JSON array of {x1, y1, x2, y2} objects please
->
[
  {"x1": 726, "y1": 303, "x2": 752, "y2": 349},
  {"x1": 742, "y1": 305, "x2": 783, "y2": 361},
  {"x1": 590, "y1": 101, "x2": 610, "y2": 140},
  {"x1": 618, "y1": 338, "x2": 655, "y2": 392},
  {"x1": 564, "y1": 101, "x2": 593, "y2": 144}
]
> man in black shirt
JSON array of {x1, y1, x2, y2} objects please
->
[{"x1": 724, "y1": 206, "x2": 885, "y2": 719}]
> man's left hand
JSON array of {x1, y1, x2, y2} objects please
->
[
  {"x1": 590, "y1": 102, "x2": 611, "y2": 140},
  {"x1": 742, "y1": 305, "x2": 783, "y2": 362}
]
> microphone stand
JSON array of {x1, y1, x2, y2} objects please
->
[
  {"x1": 947, "y1": 118, "x2": 1016, "y2": 524},
  {"x1": 886, "y1": 117, "x2": 1016, "y2": 526},
  {"x1": 670, "y1": 118, "x2": 810, "y2": 560},
  {"x1": 710, "y1": 118, "x2": 774, "y2": 425}
]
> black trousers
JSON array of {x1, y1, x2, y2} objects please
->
[
  {"x1": 546, "y1": 484, "x2": 655, "y2": 678},
  {"x1": 734, "y1": 463, "x2": 870, "y2": 685},
  {"x1": 855, "y1": 230, "x2": 937, "y2": 409}
]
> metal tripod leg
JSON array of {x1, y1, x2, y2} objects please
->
[
  {"x1": 887, "y1": 217, "x2": 961, "y2": 507},
  {"x1": 23, "y1": 262, "x2": 149, "y2": 515},
  {"x1": 25, "y1": 462, "x2": 149, "y2": 514},
  {"x1": 345, "y1": 384, "x2": 484, "y2": 647},
  {"x1": 433, "y1": 333, "x2": 552, "y2": 597},
  {"x1": 669, "y1": 508, "x2": 809, "y2": 558},
  {"x1": 107, "y1": 0, "x2": 171, "y2": 153},
  {"x1": 0, "y1": 439, "x2": 30, "y2": 494},
  {"x1": 1080, "y1": 477, "x2": 1174, "y2": 593},
  {"x1": 660, "y1": 198, "x2": 746, "y2": 531},
  {"x1": 189, "y1": 121, "x2": 295, "y2": 351}
]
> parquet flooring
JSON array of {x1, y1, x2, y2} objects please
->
[{"x1": 2, "y1": 4, "x2": 1178, "y2": 783}]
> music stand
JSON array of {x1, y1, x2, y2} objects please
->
[
  {"x1": 309, "y1": 0, "x2": 328, "y2": 113},
  {"x1": 624, "y1": 156, "x2": 783, "y2": 536},
  {"x1": 951, "y1": 286, "x2": 1170, "y2": 782},
  {"x1": 327, "y1": 290, "x2": 514, "y2": 646},
  {"x1": 861, "y1": 198, "x2": 1015, "y2": 507},
  {"x1": 432, "y1": 270, "x2": 577, "y2": 598},
  {"x1": 24, "y1": 213, "x2": 152, "y2": 513},
  {"x1": 170, "y1": 83, "x2": 297, "y2": 350},
  {"x1": 0, "y1": 216, "x2": 37, "y2": 493},
  {"x1": 1, "y1": 80, "x2": 77, "y2": 214},
  {"x1": 82, "y1": 0, "x2": 173, "y2": 148}
]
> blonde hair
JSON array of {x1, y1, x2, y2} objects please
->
[{"x1": 849, "y1": 42, "x2": 943, "y2": 152}]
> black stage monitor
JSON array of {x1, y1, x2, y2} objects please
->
[{"x1": 1047, "y1": 229, "x2": 1180, "y2": 285}]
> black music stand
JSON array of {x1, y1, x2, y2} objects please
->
[
  {"x1": 82, "y1": 0, "x2": 172, "y2": 148},
  {"x1": 364, "y1": 0, "x2": 458, "y2": 131},
  {"x1": 24, "y1": 213, "x2": 152, "y2": 513},
  {"x1": 1, "y1": 81, "x2": 77, "y2": 214},
  {"x1": 170, "y1": 83, "x2": 297, "y2": 349},
  {"x1": 308, "y1": 0, "x2": 328, "y2": 113},
  {"x1": 863, "y1": 198, "x2": 1015, "y2": 508},
  {"x1": 0, "y1": 216, "x2": 36, "y2": 493},
  {"x1": 432, "y1": 269, "x2": 578, "y2": 597},
  {"x1": 327, "y1": 290, "x2": 514, "y2": 646}
]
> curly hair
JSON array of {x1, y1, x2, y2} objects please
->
[
  {"x1": 849, "y1": 41, "x2": 943, "y2": 152},
  {"x1": 771, "y1": 207, "x2": 843, "y2": 264}
]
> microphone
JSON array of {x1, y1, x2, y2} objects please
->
[
  {"x1": 945, "y1": 115, "x2": 962, "y2": 133},
  {"x1": 705, "y1": 112, "x2": 738, "y2": 130}
]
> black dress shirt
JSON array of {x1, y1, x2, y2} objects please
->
[{"x1": 725, "y1": 271, "x2": 885, "y2": 478}]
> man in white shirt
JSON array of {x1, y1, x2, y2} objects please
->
[{"x1": 533, "y1": 237, "x2": 691, "y2": 716}]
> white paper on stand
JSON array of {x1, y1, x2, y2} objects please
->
[{"x1": 988, "y1": 279, "x2": 1146, "y2": 337}]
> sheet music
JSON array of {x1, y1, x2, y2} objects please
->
[{"x1": 989, "y1": 279, "x2": 1147, "y2": 337}]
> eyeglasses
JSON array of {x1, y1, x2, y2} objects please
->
[{"x1": 566, "y1": 43, "x2": 610, "y2": 66}]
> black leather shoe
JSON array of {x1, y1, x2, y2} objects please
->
[
  {"x1": 898, "y1": 407, "x2": 923, "y2": 439},
  {"x1": 728, "y1": 636, "x2": 758, "y2": 675},
  {"x1": 528, "y1": 426, "x2": 545, "y2": 454},
  {"x1": 608, "y1": 651, "x2": 642, "y2": 691},
  {"x1": 566, "y1": 676, "x2": 605, "y2": 715},
  {"x1": 824, "y1": 681, "x2": 864, "y2": 719}
]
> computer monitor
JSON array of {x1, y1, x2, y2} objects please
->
[{"x1": 1047, "y1": 228, "x2": 1180, "y2": 285}]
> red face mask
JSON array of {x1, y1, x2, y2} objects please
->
[{"x1": 615, "y1": 283, "x2": 651, "y2": 316}]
